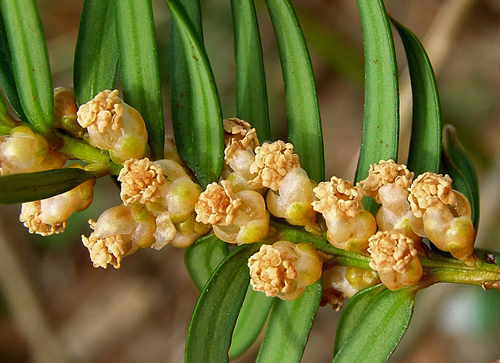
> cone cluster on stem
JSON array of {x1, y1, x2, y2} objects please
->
[{"x1": 3, "y1": 89, "x2": 477, "y2": 303}]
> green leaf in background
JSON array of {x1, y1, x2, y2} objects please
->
[
  {"x1": 229, "y1": 286, "x2": 275, "y2": 359},
  {"x1": 256, "y1": 279, "x2": 322, "y2": 363},
  {"x1": 166, "y1": 0, "x2": 224, "y2": 188},
  {"x1": 333, "y1": 284, "x2": 387, "y2": 355},
  {"x1": 391, "y1": 17, "x2": 441, "y2": 176},
  {"x1": 184, "y1": 234, "x2": 274, "y2": 360},
  {"x1": 184, "y1": 233, "x2": 229, "y2": 292},
  {"x1": 294, "y1": 8, "x2": 364, "y2": 89},
  {"x1": 333, "y1": 288, "x2": 415, "y2": 363},
  {"x1": 442, "y1": 124, "x2": 480, "y2": 229},
  {"x1": 170, "y1": 0, "x2": 202, "y2": 169},
  {"x1": 0, "y1": 168, "x2": 98, "y2": 205},
  {"x1": 73, "y1": 0, "x2": 118, "y2": 106},
  {"x1": 116, "y1": 0, "x2": 165, "y2": 160},
  {"x1": 265, "y1": 0, "x2": 324, "y2": 183},
  {"x1": 0, "y1": 0, "x2": 53, "y2": 136},
  {"x1": 185, "y1": 243, "x2": 261, "y2": 363},
  {"x1": 354, "y1": 0, "x2": 399, "y2": 184},
  {"x1": 231, "y1": 0, "x2": 271, "y2": 142},
  {"x1": 0, "y1": 9, "x2": 27, "y2": 122}
]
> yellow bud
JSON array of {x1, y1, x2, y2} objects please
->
[
  {"x1": 212, "y1": 189, "x2": 269, "y2": 244},
  {"x1": 154, "y1": 159, "x2": 189, "y2": 181},
  {"x1": 344, "y1": 266, "x2": 380, "y2": 290},
  {"x1": 82, "y1": 203, "x2": 156, "y2": 268},
  {"x1": 248, "y1": 141, "x2": 300, "y2": 191},
  {"x1": 170, "y1": 214, "x2": 211, "y2": 249},
  {"x1": 77, "y1": 90, "x2": 148, "y2": 162},
  {"x1": 0, "y1": 126, "x2": 48, "y2": 174},
  {"x1": 312, "y1": 176, "x2": 376, "y2": 253},
  {"x1": 447, "y1": 217, "x2": 475, "y2": 263},
  {"x1": 321, "y1": 264, "x2": 379, "y2": 310},
  {"x1": 324, "y1": 209, "x2": 376, "y2": 254},
  {"x1": 225, "y1": 171, "x2": 256, "y2": 193},
  {"x1": 368, "y1": 231, "x2": 422, "y2": 290},
  {"x1": 267, "y1": 167, "x2": 320, "y2": 234},
  {"x1": 166, "y1": 177, "x2": 202, "y2": 223},
  {"x1": 53, "y1": 87, "x2": 86, "y2": 137},
  {"x1": 110, "y1": 134, "x2": 148, "y2": 164},
  {"x1": 248, "y1": 241, "x2": 322, "y2": 300},
  {"x1": 20, "y1": 177, "x2": 95, "y2": 236}
]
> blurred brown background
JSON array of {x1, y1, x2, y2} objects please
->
[{"x1": 1, "y1": 0, "x2": 500, "y2": 362}]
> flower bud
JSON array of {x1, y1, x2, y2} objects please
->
[
  {"x1": 119, "y1": 158, "x2": 165, "y2": 205},
  {"x1": 249, "y1": 140, "x2": 300, "y2": 191},
  {"x1": 223, "y1": 118, "x2": 256, "y2": 148},
  {"x1": 222, "y1": 118, "x2": 260, "y2": 191},
  {"x1": 266, "y1": 167, "x2": 320, "y2": 234},
  {"x1": 368, "y1": 230, "x2": 423, "y2": 290},
  {"x1": 76, "y1": 90, "x2": 148, "y2": 163},
  {"x1": 195, "y1": 180, "x2": 241, "y2": 226},
  {"x1": 170, "y1": 214, "x2": 211, "y2": 249},
  {"x1": 359, "y1": 160, "x2": 422, "y2": 249},
  {"x1": 118, "y1": 158, "x2": 201, "y2": 222},
  {"x1": 196, "y1": 180, "x2": 269, "y2": 244},
  {"x1": 312, "y1": 176, "x2": 376, "y2": 253},
  {"x1": 163, "y1": 176, "x2": 204, "y2": 223},
  {"x1": 117, "y1": 157, "x2": 203, "y2": 250},
  {"x1": 82, "y1": 203, "x2": 156, "y2": 269},
  {"x1": 0, "y1": 126, "x2": 66, "y2": 174},
  {"x1": 321, "y1": 264, "x2": 379, "y2": 310},
  {"x1": 248, "y1": 241, "x2": 322, "y2": 300},
  {"x1": 20, "y1": 176, "x2": 95, "y2": 236},
  {"x1": 53, "y1": 87, "x2": 86, "y2": 138},
  {"x1": 408, "y1": 172, "x2": 475, "y2": 265},
  {"x1": 360, "y1": 159, "x2": 413, "y2": 204}
]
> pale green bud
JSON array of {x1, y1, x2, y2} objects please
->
[
  {"x1": 321, "y1": 264, "x2": 379, "y2": 310},
  {"x1": 20, "y1": 174, "x2": 95, "y2": 236},
  {"x1": 0, "y1": 126, "x2": 49, "y2": 175},
  {"x1": 267, "y1": 167, "x2": 320, "y2": 234}
]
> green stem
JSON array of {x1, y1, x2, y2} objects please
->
[
  {"x1": 270, "y1": 220, "x2": 371, "y2": 268},
  {"x1": 426, "y1": 267, "x2": 500, "y2": 288},
  {"x1": 270, "y1": 220, "x2": 500, "y2": 289},
  {"x1": 332, "y1": 256, "x2": 371, "y2": 270},
  {"x1": 53, "y1": 130, "x2": 111, "y2": 163},
  {"x1": 419, "y1": 254, "x2": 469, "y2": 270}
]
